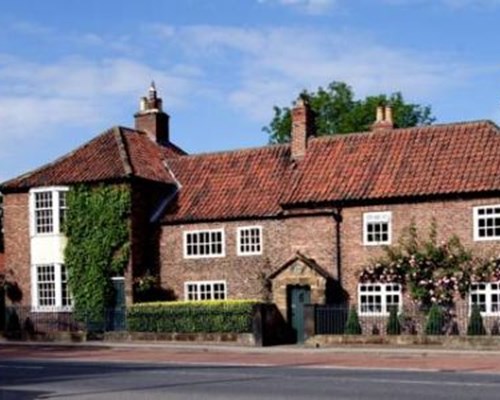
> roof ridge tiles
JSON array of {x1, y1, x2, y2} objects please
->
[
  {"x1": 114, "y1": 127, "x2": 133, "y2": 176},
  {"x1": 309, "y1": 119, "x2": 499, "y2": 144},
  {"x1": 170, "y1": 142, "x2": 290, "y2": 160}
]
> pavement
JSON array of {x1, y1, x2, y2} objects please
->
[{"x1": 2, "y1": 340, "x2": 500, "y2": 374}]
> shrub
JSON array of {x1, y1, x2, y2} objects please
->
[
  {"x1": 491, "y1": 320, "x2": 500, "y2": 336},
  {"x1": 467, "y1": 305, "x2": 486, "y2": 336},
  {"x1": 344, "y1": 307, "x2": 362, "y2": 335},
  {"x1": 127, "y1": 300, "x2": 258, "y2": 333},
  {"x1": 425, "y1": 304, "x2": 444, "y2": 335},
  {"x1": 386, "y1": 307, "x2": 401, "y2": 335}
]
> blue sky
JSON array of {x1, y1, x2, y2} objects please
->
[{"x1": 1, "y1": 0, "x2": 500, "y2": 182}]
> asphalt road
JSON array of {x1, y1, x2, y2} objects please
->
[{"x1": 1, "y1": 359, "x2": 500, "y2": 400}]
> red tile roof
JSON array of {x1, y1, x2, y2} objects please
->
[
  {"x1": 2, "y1": 120, "x2": 499, "y2": 224},
  {"x1": 164, "y1": 145, "x2": 292, "y2": 222},
  {"x1": 163, "y1": 120, "x2": 500, "y2": 222},
  {"x1": 1, "y1": 127, "x2": 185, "y2": 191},
  {"x1": 283, "y1": 121, "x2": 500, "y2": 206}
]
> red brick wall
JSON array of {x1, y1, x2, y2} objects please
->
[
  {"x1": 160, "y1": 196, "x2": 500, "y2": 305},
  {"x1": 3, "y1": 192, "x2": 31, "y2": 305},
  {"x1": 159, "y1": 215, "x2": 337, "y2": 301},
  {"x1": 340, "y1": 196, "x2": 500, "y2": 304}
]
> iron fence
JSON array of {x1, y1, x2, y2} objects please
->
[
  {"x1": 312, "y1": 304, "x2": 500, "y2": 336},
  {"x1": 2, "y1": 306, "x2": 127, "y2": 337}
]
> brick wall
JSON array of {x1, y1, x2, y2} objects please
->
[
  {"x1": 160, "y1": 196, "x2": 500, "y2": 308},
  {"x1": 3, "y1": 192, "x2": 31, "y2": 306},
  {"x1": 340, "y1": 196, "x2": 500, "y2": 305},
  {"x1": 159, "y1": 215, "x2": 337, "y2": 301},
  {"x1": 129, "y1": 181, "x2": 171, "y2": 303}
]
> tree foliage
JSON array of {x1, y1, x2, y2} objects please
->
[
  {"x1": 425, "y1": 304, "x2": 445, "y2": 335},
  {"x1": 467, "y1": 305, "x2": 486, "y2": 336},
  {"x1": 263, "y1": 81, "x2": 435, "y2": 144},
  {"x1": 344, "y1": 307, "x2": 362, "y2": 335},
  {"x1": 64, "y1": 185, "x2": 131, "y2": 322},
  {"x1": 386, "y1": 307, "x2": 401, "y2": 335}
]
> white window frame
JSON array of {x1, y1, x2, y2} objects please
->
[
  {"x1": 183, "y1": 228, "x2": 225, "y2": 259},
  {"x1": 473, "y1": 205, "x2": 500, "y2": 242},
  {"x1": 363, "y1": 211, "x2": 392, "y2": 246},
  {"x1": 469, "y1": 282, "x2": 500, "y2": 316},
  {"x1": 237, "y1": 226, "x2": 263, "y2": 256},
  {"x1": 29, "y1": 187, "x2": 69, "y2": 237},
  {"x1": 31, "y1": 263, "x2": 72, "y2": 312},
  {"x1": 184, "y1": 280, "x2": 227, "y2": 301},
  {"x1": 358, "y1": 283, "x2": 402, "y2": 316}
]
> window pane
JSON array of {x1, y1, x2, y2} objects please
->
[
  {"x1": 35, "y1": 192, "x2": 54, "y2": 234},
  {"x1": 184, "y1": 230, "x2": 224, "y2": 258},
  {"x1": 37, "y1": 264, "x2": 56, "y2": 307},
  {"x1": 476, "y1": 206, "x2": 500, "y2": 239},
  {"x1": 238, "y1": 227, "x2": 262, "y2": 255}
]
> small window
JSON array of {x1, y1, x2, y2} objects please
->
[
  {"x1": 358, "y1": 283, "x2": 401, "y2": 315},
  {"x1": 33, "y1": 263, "x2": 72, "y2": 311},
  {"x1": 474, "y1": 205, "x2": 500, "y2": 241},
  {"x1": 363, "y1": 212, "x2": 392, "y2": 245},
  {"x1": 31, "y1": 188, "x2": 69, "y2": 235},
  {"x1": 34, "y1": 192, "x2": 54, "y2": 234},
  {"x1": 237, "y1": 226, "x2": 263, "y2": 256},
  {"x1": 185, "y1": 281, "x2": 227, "y2": 301},
  {"x1": 183, "y1": 229, "x2": 225, "y2": 259},
  {"x1": 470, "y1": 282, "x2": 500, "y2": 315}
]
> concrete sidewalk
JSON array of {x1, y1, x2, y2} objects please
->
[{"x1": 2, "y1": 340, "x2": 500, "y2": 374}]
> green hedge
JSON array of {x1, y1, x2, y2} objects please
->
[{"x1": 127, "y1": 300, "x2": 259, "y2": 333}]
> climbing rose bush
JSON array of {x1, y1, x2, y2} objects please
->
[{"x1": 359, "y1": 220, "x2": 497, "y2": 309}]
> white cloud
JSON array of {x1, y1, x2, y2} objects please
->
[
  {"x1": 0, "y1": 55, "x2": 198, "y2": 144},
  {"x1": 162, "y1": 25, "x2": 467, "y2": 121},
  {"x1": 258, "y1": 0, "x2": 338, "y2": 14}
]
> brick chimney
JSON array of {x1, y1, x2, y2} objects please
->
[
  {"x1": 371, "y1": 105, "x2": 394, "y2": 131},
  {"x1": 291, "y1": 95, "x2": 315, "y2": 160},
  {"x1": 134, "y1": 82, "x2": 170, "y2": 145}
]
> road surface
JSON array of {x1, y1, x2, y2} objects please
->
[{"x1": 1, "y1": 358, "x2": 500, "y2": 399}]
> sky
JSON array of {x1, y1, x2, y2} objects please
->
[{"x1": 1, "y1": 0, "x2": 500, "y2": 182}]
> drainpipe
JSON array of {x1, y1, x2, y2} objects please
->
[{"x1": 332, "y1": 208, "x2": 343, "y2": 286}]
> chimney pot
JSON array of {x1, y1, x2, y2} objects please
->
[
  {"x1": 371, "y1": 104, "x2": 394, "y2": 131},
  {"x1": 134, "y1": 84, "x2": 170, "y2": 145},
  {"x1": 385, "y1": 105, "x2": 393, "y2": 125}
]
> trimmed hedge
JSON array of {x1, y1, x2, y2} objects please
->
[{"x1": 127, "y1": 300, "x2": 259, "y2": 333}]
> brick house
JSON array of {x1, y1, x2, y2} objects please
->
[{"x1": 1, "y1": 84, "x2": 500, "y2": 334}]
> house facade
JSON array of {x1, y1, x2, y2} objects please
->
[{"x1": 1, "y1": 85, "x2": 500, "y2": 330}]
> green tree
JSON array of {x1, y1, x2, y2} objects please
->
[
  {"x1": 263, "y1": 81, "x2": 435, "y2": 144},
  {"x1": 425, "y1": 304, "x2": 445, "y2": 335},
  {"x1": 386, "y1": 306, "x2": 401, "y2": 335},
  {"x1": 467, "y1": 305, "x2": 486, "y2": 336},
  {"x1": 344, "y1": 307, "x2": 362, "y2": 335}
]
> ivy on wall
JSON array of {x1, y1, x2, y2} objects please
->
[
  {"x1": 360, "y1": 220, "x2": 499, "y2": 310},
  {"x1": 64, "y1": 185, "x2": 131, "y2": 321}
]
